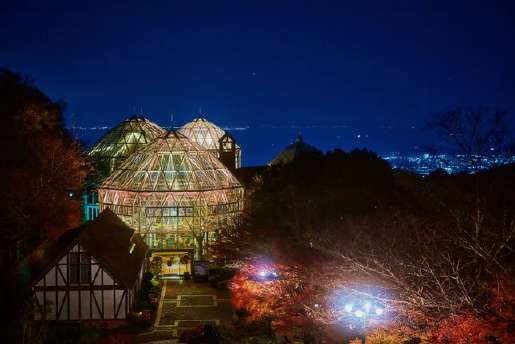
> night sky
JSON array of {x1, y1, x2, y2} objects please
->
[{"x1": 2, "y1": 1, "x2": 515, "y2": 165}]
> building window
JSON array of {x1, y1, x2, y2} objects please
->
[
  {"x1": 221, "y1": 136, "x2": 234, "y2": 152},
  {"x1": 69, "y1": 253, "x2": 91, "y2": 284},
  {"x1": 146, "y1": 206, "x2": 193, "y2": 218}
]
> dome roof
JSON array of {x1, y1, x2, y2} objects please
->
[
  {"x1": 100, "y1": 131, "x2": 242, "y2": 193},
  {"x1": 270, "y1": 135, "x2": 321, "y2": 165},
  {"x1": 178, "y1": 117, "x2": 240, "y2": 151},
  {"x1": 89, "y1": 116, "x2": 165, "y2": 170}
]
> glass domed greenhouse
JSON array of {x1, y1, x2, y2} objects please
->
[
  {"x1": 178, "y1": 117, "x2": 241, "y2": 169},
  {"x1": 83, "y1": 116, "x2": 166, "y2": 222},
  {"x1": 88, "y1": 116, "x2": 166, "y2": 179},
  {"x1": 97, "y1": 131, "x2": 244, "y2": 259}
]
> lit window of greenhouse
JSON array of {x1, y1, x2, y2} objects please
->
[{"x1": 97, "y1": 131, "x2": 244, "y2": 260}]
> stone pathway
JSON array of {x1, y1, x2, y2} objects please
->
[{"x1": 136, "y1": 279, "x2": 234, "y2": 343}]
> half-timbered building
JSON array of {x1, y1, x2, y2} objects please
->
[{"x1": 30, "y1": 209, "x2": 148, "y2": 321}]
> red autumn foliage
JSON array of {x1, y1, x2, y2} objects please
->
[
  {"x1": 427, "y1": 276, "x2": 515, "y2": 343},
  {"x1": 230, "y1": 260, "x2": 315, "y2": 332},
  {"x1": 429, "y1": 313, "x2": 511, "y2": 344},
  {"x1": 360, "y1": 276, "x2": 515, "y2": 343}
]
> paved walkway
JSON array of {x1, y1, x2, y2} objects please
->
[{"x1": 137, "y1": 280, "x2": 234, "y2": 343}]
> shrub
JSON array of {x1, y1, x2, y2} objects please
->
[
  {"x1": 140, "y1": 272, "x2": 154, "y2": 298},
  {"x1": 236, "y1": 308, "x2": 251, "y2": 318},
  {"x1": 208, "y1": 266, "x2": 235, "y2": 289},
  {"x1": 127, "y1": 311, "x2": 152, "y2": 331},
  {"x1": 149, "y1": 256, "x2": 162, "y2": 276}
]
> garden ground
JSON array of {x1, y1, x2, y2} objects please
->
[{"x1": 136, "y1": 280, "x2": 235, "y2": 343}]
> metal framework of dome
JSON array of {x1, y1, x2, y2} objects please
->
[
  {"x1": 178, "y1": 117, "x2": 241, "y2": 168},
  {"x1": 270, "y1": 135, "x2": 321, "y2": 165},
  {"x1": 97, "y1": 131, "x2": 244, "y2": 257},
  {"x1": 88, "y1": 116, "x2": 165, "y2": 178}
]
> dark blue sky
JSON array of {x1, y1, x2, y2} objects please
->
[{"x1": 2, "y1": 1, "x2": 514, "y2": 165}]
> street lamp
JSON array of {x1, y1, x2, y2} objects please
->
[
  {"x1": 344, "y1": 300, "x2": 384, "y2": 344},
  {"x1": 254, "y1": 268, "x2": 278, "y2": 281}
]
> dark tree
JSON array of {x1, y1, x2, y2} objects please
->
[
  {"x1": 426, "y1": 106, "x2": 514, "y2": 167},
  {"x1": 0, "y1": 69, "x2": 87, "y2": 343},
  {"x1": 216, "y1": 148, "x2": 515, "y2": 341},
  {"x1": 0, "y1": 69, "x2": 87, "y2": 263}
]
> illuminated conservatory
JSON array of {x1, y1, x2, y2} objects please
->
[
  {"x1": 88, "y1": 116, "x2": 166, "y2": 178},
  {"x1": 97, "y1": 131, "x2": 244, "y2": 262},
  {"x1": 83, "y1": 116, "x2": 165, "y2": 221},
  {"x1": 179, "y1": 117, "x2": 241, "y2": 169}
]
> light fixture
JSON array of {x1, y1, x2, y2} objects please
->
[{"x1": 344, "y1": 304, "x2": 353, "y2": 313}]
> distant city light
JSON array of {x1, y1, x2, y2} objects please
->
[
  {"x1": 344, "y1": 304, "x2": 353, "y2": 312},
  {"x1": 354, "y1": 310, "x2": 364, "y2": 317},
  {"x1": 375, "y1": 307, "x2": 384, "y2": 315},
  {"x1": 382, "y1": 152, "x2": 515, "y2": 175}
]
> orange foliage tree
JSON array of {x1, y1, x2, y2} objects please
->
[
  {"x1": 230, "y1": 259, "x2": 314, "y2": 330},
  {"x1": 0, "y1": 68, "x2": 87, "y2": 344},
  {"x1": 0, "y1": 68, "x2": 87, "y2": 264}
]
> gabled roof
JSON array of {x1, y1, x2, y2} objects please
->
[
  {"x1": 100, "y1": 131, "x2": 242, "y2": 193},
  {"x1": 270, "y1": 135, "x2": 321, "y2": 165},
  {"x1": 29, "y1": 210, "x2": 148, "y2": 288}
]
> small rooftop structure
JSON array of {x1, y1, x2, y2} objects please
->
[{"x1": 270, "y1": 135, "x2": 321, "y2": 165}]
